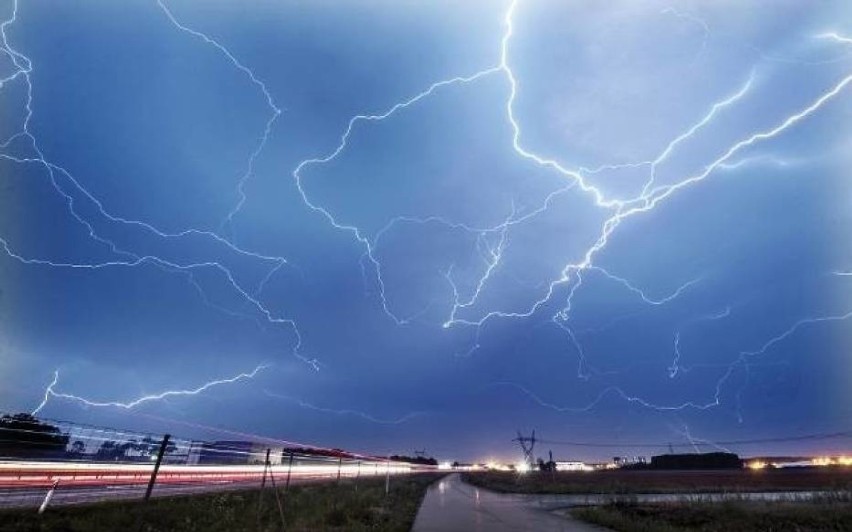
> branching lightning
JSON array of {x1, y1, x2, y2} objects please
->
[
  {"x1": 33, "y1": 365, "x2": 268, "y2": 415},
  {"x1": 282, "y1": 0, "x2": 851, "y2": 421},
  {"x1": 291, "y1": 67, "x2": 501, "y2": 324},
  {"x1": 0, "y1": 0, "x2": 319, "y2": 383},
  {"x1": 4, "y1": 0, "x2": 850, "y2": 431},
  {"x1": 589, "y1": 266, "x2": 702, "y2": 307},
  {"x1": 263, "y1": 391, "x2": 423, "y2": 425},
  {"x1": 671, "y1": 421, "x2": 733, "y2": 453},
  {"x1": 660, "y1": 7, "x2": 710, "y2": 65},
  {"x1": 815, "y1": 32, "x2": 852, "y2": 45}
]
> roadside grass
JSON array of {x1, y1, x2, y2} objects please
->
[
  {"x1": 0, "y1": 473, "x2": 444, "y2": 532},
  {"x1": 570, "y1": 491, "x2": 852, "y2": 532},
  {"x1": 462, "y1": 467, "x2": 852, "y2": 495}
]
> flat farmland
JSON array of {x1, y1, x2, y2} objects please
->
[{"x1": 462, "y1": 467, "x2": 852, "y2": 494}]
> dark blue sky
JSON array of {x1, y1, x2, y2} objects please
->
[{"x1": 1, "y1": 0, "x2": 850, "y2": 462}]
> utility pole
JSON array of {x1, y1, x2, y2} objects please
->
[
  {"x1": 256, "y1": 448, "x2": 270, "y2": 527},
  {"x1": 355, "y1": 460, "x2": 361, "y2": 492},
  {"x1": 385, "y1": 456, "x2": 390, "y2": 496},
  {"x1": 284, "y1": 452, "x2": 294, "y2": 492},
  {"x1": 265, "y1": 450, "x2": 286, "y2": 528},
  {"x1": 144, "y1": 434, "x2": 170, "y2": 502}
]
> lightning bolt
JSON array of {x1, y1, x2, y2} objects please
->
[
  {"x1": 291, "y1": 67, "x2": 501, "y2": 324},
  {"x1": 668, "y1": 332, "x2": 684, "y2": 379},
  {"x1": 263, "y1": 391, "x2": 424, "y2": 425},
  {"x1": 153, "y1": 0, "x2": 283, "y2": 231},
  {"x1": 671, "y1": 421, "x2": 733, "y2": 453},
  {"x1": 815, "y1": 32, "x2": 852, "y2": 45},
  {"x1": 581, "y1": 67, "x2": 752, "y2": 192},
  {"x1": 34, "y1": 365, "x2": 268, "y2": 414},
  {"x1": 498, "y1": 308, "x2": 851, "y2": 417},
  {"x1": 6, "y1": 0, "x2": 850, "y2": 427},
  {"x1": 31, "y1": 370, "x2": 59, "y2": 416},
  {"x1": 0, "y1": 0, "x2": 319, "y2": 378},
  {"x1": 588, "y1": 266, "x2": 702, "y2": 307},
  {"x1": 717, "y1": 154, "x2": 799, "y2": 172},
  {"x1": 660, "y1": 7, "x2": 710, "y2": 65},
  {"x1": 669, "y1": 306, "x2": 732, "y2": 378}
]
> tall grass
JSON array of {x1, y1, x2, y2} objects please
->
[
  {"x1": 0, "y1": 473, "x2": 444, "y2": 532},
  {"x1": 572, "y1": 491, "x2": 852, "y2": 532}
]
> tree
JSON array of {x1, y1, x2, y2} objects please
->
[
  {"x1": 94, "y1": 440, "x2": 123, "y2": 461},
  {"x1": 0, "y1": 413, "x2": 69, "y2": 458},
  {"x1": 68, "y1": 440, "x2": 86, "y2": 457}
]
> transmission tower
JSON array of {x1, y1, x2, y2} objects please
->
[{"x1": 512, "y1": 430, "x2": 536, "y2": 467}]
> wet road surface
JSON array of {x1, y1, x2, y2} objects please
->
[{"x1": 412, "y1": 473, "x2": 609, "y2": 532}]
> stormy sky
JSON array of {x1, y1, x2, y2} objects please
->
[{"x1": 1, "y1": 0, "x2": 851, "y2": 461}]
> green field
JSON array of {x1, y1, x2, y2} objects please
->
[
  {"x1": 462, "y1": 467, "x2": 852, "y2": 494},
  {"x1": 571, "y1": 492, "x2": 852, "y2": 532},
  {"x1": 0, "y1": 473, "x2": 444, "y2": 532}
]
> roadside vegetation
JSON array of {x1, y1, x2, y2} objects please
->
[
  {"x1": 462, "y1": 467, "x2": 852, "y2": 494},
  {"x1": 571, "y1": 491, "x2": 852, "y2": 531},
  {"x1": 0, "y1": 473, "x2": 443, "y2": 532}
]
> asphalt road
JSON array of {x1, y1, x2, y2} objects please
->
[
  {"x1": 412, "y1": 474, "x2": 609, "y2": 532},
  {"x1": 411, "y1": 473, "x2": 831, "y2": 532}
]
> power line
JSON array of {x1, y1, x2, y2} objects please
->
[{"x1": 537, "y1": 430, "x2": 852, "y2": 449}]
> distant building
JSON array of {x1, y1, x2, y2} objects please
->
[
  {"x1": 197, "y1": 441, "x2": 285, "y2": 465},
  {"x1": 554, "y1": 461, "x2": 593, "y2": 472}
]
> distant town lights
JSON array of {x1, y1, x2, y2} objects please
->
[{"x1": 811, "y1": 456, "x2": 852, "y2": 467}]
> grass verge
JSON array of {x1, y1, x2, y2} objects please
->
[
  {"x1": 462, "y1": 467, "x2": 852, "y2": 495},
  {"x1": 0, "y1": 473, "x2": 444, "y2": 532},
  {"x1": 570, "y1": 493, "x2": 852, "y2": 532}
]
